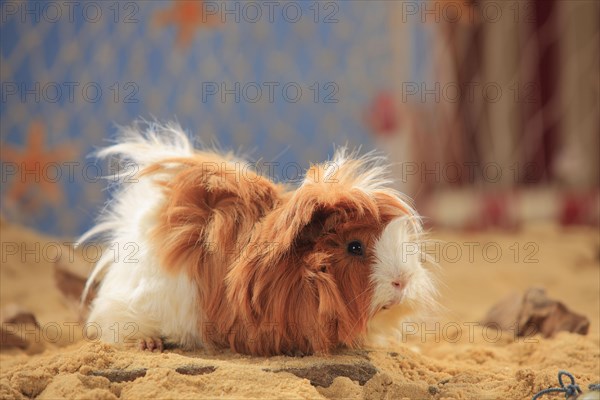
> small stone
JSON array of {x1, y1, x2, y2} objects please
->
[
  {"x1": 89, "y1": 368, "x2": 147, "y2": 383},
  {"x1": 174, "y1": 365, "x2": 216, "y2": 376},
  {"x1": 1, "y1": 325, "x2": 30, "y2": 349},
  {"x1": 482, "y1": 287, "x2": 590, "y2": 338}
]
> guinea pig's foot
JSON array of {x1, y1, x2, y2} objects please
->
[
  {"x1": 283, "y1": 349, "x2": 308, "y2": 357},
  {"x1": 138, "y1": 337, "x2": 164, "y2": 352}
]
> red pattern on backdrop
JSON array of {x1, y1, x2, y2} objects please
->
[
  {"x1": 0, "y1": 121, "x2": 79, "y2": 211},
  {"x1": 365, "y1": 92, "x2": 399, "y2": 137},
  {"x1": 153, "y1": 0, "x2": 222, "y2": 48}
]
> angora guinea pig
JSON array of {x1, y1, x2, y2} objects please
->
[{"x1": 81, "y1": 122, "x2": 437, "y2": 356}]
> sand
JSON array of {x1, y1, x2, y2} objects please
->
[{"x1": 1, "y1": 219, "x2": 599, "y2": 399}]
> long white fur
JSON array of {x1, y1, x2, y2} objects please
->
[
  {"x1": 81, "y1": 122, "x2": 435, "y2": 348},
  {"x1": 81, "y1": 122, "x2": 201, "y2": 347},
  {"x1": 366, "y1": 216, "x2": 440, "y2": 347}
]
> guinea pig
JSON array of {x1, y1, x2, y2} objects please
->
[{"x1": 81, "y1": 122, "x2": 438, "y2": 356}]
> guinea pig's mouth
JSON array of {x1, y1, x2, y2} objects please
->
[
  {"x1": 377, "y1": 292, "x2": 413, "y2": 313},
  {"x1": 380, "y1": 300, "x2": 400, "y2": 311},
  {"x1": 379, "y1": 291, "x2": 408, "y2": 311},
  {"x1": 374, "y1": 300, "x2": 414, "y2": 320}
]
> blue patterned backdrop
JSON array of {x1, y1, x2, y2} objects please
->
[{"x1": 1, "y1": 0, "x2": 427, "y2": 237}]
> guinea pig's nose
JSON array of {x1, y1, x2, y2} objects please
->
[{"x1": 391, "y1": 279, "x2": 407, "y2": 291}]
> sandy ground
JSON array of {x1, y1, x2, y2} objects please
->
[{"x1": 0, "y1": 219, "x2": 599, "y2": 399}]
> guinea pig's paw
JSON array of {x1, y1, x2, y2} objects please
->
[
  {"x1": 282, "y1": 349, "x2": 309, "y2": 357},
  {"x1": 137, "y1": 337, "x2": 164, "y2": 352}
]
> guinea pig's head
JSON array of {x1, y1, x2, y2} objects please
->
[{"x1": 226, "y1": 149, "x2": 437, "y2": 355}]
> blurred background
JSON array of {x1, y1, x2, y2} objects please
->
[{"x1": 1, "y1": 0, "x2": 599, "y2": 237}]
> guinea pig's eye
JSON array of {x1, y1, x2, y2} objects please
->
[{"x1": 347, "y1": 240, "x2": 364, "y2": 256}]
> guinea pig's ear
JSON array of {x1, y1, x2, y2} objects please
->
[
  {"x1": 265, "y1": 189, "x2": 368, "y2": 259},
  {"x1": 258, "y1": 155, "x2": 390, "y2": 258},
  {"x1": 269, "y1": 193, "x2": 333, "y2": 251},
  {"x1": 372, "y1": 190, "x2": 415, "y2": 224}
]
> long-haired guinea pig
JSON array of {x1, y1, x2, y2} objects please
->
[{"x1": 81, "y1": 122, "x2": 438, "y2": 356}]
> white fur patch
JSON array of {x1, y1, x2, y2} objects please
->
[
  {"x1": 368, "y1": 217, "x2": 437, "y2": 340},
  {"x1": 82, "y1": 123, "x2": 202, "y2": 348}
]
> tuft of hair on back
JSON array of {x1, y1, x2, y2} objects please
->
[{"x1": 79, "y1": 121, "x2": 211, "y2": 305}]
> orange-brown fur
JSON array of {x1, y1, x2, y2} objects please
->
[{"x1": 147, "y1": 155, "x2": 408, "y2": 355}]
